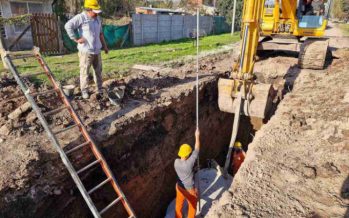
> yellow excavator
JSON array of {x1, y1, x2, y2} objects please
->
[{"x1": 219, "y1": 0, "x2": 332, "y2": 173}]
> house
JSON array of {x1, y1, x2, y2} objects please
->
[
  {"x1": 0, "y1": 0, "x2": 53, "y2": 50},
  {"x1": 135, "y1": 7, "x2": 184, "y2": 15}
]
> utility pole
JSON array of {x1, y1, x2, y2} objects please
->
[{"x1": 231, "y1": 0, "x2": 237, "y2": 34}]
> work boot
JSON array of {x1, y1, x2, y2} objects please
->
[
  {"x1": 82, "y1": 90, "x2": 89, "y2": 99},
  {"x1": 96, "y1": 89, "x2": 104, "y2": 101}
]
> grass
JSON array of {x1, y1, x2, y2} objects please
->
[
  {"x1": 338, "y1": 23, "x2": 349, "y2": 36},
  {"x1": 3, "y1": 33, "x2": 240, "y2": 83}
]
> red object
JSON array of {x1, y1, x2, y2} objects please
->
[
  {"x1": 175, "y1": 184, "x2": 198, "y2": 218},
  {"x1": 232, "y1": 150, "x2": 245, "y2": 176}
]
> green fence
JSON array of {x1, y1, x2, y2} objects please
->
[{"x1": 213, "y1": 16, "x2": 231, "y2": 34}]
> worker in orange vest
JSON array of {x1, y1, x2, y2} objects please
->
[
  {"x1": 231, "y1": 141, "x2": 246, "y2": 176},
  {"x1": 174, "y1": 128, "x2": 200, "y2": 218}
]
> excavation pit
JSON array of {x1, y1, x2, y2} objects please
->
[{"x1": 0, "y1": 50, "x2": 298, "y2": 218}]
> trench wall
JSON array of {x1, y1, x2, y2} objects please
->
[{"x1": 16, "y1": 76, "x2": 235, "y2": 218}]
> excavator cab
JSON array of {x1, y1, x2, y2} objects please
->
[
  {"x1": 297, "y1": 0, "x2": 331, "y2": 33},
  {"x1": 259, "y1": 0, "x2": 332, "y2": 69}
]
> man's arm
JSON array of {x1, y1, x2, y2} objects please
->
[
  {"x1": 187, "y1": 128, "x2": 200, "y2": 167},
  {"x1": 100, "y1": 32, "x2": 109, "y2": 54},
  {"x1": 65, "y1": 15, "x2": 85, "y2": 44},
  {"x1": 195, "y1": 128, "x2": 200, "y2": 151}
]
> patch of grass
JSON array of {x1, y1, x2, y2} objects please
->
[
  {"x1": 1, "y1": 33, "x2": 240, "y2": 83},
  {"x1": 338, "y1": 23, "x2": 349, "y2": 36}
]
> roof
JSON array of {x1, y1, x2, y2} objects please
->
[{"x1": 136, "y1": 7, "x2": 181, "y2": 13}]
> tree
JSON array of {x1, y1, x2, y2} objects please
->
[
  {"x1": 216, "y1": 0, "x2": 243, "y2": 30},
  {"x1": 331, "y1": 0, "x2": 349, "y2": 20}
]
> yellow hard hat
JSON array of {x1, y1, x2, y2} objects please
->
[
  {"x1": 234, "y1": 141, "x2": 242, "y2": 148},
  {"x1": 84, "y1": 0, "x2": 101, "y2": 11},
  {"x1": 178, "y1": 144, "x2": 192, "y2": 158}
]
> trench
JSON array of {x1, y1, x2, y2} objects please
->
[
  {"x1": 0, "y1": 51, "x2": 298, "y2": 218},
  {"x1": 31, "y1": 68, "x2": 289, "y2": 218}
]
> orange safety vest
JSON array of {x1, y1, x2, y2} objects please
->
[{"x1": 232, "y1": 150, "x2": 245, "y2": 176}]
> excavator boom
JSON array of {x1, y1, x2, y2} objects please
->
[{"x1": 218, "y1": 0, "x2": 272, "y2": 119}]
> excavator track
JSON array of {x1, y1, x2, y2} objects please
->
[{"x1": 298, "y1": 38, "x2": 330, "y2": 70}]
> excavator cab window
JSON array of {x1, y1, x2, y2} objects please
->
[
  {"x1": 265, "y1": 0, "x2": 275, "y2": 7},
  {"x1": 298, "y1": 0, "x2": 330, "y2": 28}
]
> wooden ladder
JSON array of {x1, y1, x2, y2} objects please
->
[{"x1": 3, "y1": 47, "x2": 136, "y2": 218}]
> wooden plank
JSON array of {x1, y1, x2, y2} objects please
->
[
  {"x1": 51, "y1": 14, "x2": 58, "y2": 53},
  {"x1": 42, "y1": 14, "x2": 45, "y2": 52},
  {"x1": 45, "y1": 14, "x2": 49, "y2": 52},
  {"x1": 30, "y1": 15, "x2": 37, "y2": 48},
  {"x1": 54, "y1": 16, "x2": 60, "y2": 53},
  {"x1": 49, "y1": 14, "x2": 54, "y2": 52},
  {"x1": 44, "y1": 13, "x2": 49, "y2": 52},
  {"x1": 35, "y1": 14, "x2": 40, "y2": 49},
  {"x1": 43, "y1": 13, "x2": 47, "y2": 52},
  {"x1": 57, "y1": 16, "x2": 64, "y2": 53},
  {"x1": 53, "y1": 15, "x2": 57, "y2": 53},
  {"x1": 38, "y1": 14, "x2": 44, "y2": 53}
]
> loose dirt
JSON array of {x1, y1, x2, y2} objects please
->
[{"x1": 205, "y1": 30, "x2": 349, "y2": 217}]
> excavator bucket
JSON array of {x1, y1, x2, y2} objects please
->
[{"x1": 218, "y1": 78, "x2": 273, "y2": 119}]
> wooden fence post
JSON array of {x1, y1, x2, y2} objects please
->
[{"x1": 0, "y1": 33, "x2": 8, "y2": 69}]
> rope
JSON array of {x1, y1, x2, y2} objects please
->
[
  {"x1": 196, "y1": 11, "x2": 199, "y2": 129},
  {"x1": 195, "y1": 7, "x2": 201, "y2": 213}
]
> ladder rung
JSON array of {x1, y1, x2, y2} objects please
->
[
  {"x1": 43, "y1": 105, "x2": 68, "y2": 116},
  {"x1": 77, "y1": 159, "x2": 101, "y2": 174},
  {"x1": 65, "y1": 141, "x2": 91, "y2": 155},
  {"x1": 99, "y1": 196, "x2": 122, "y2": 215},
  {"x1": 10, "y1": 54, "x2": 35, "y2": 60},
  {"x1": 53, "y1": 124, "x2": 78, "y2": 135},
  {"x1": 31, "y1": 89, "x2": 57, "y2": 97},
  {"x1": 21, "y1": 72, "x2": 46, "y2": 78},
  {"x1": 88, "y1": 178, "x2": 112, "y2": 195}
]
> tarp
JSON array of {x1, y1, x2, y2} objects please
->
[
  {"x1": 213, "y1": 16, "x2": 231, "y2": 34},
  {"x1": 62, "y1": 23, "x2": 131, "y2": 52},
  {"x1": 103, "y1": 24, "x2": 131, "y2": 48}
]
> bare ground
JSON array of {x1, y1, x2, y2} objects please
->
[{"x1": 205, "y1": 37, "x2": 349, "y2": 217}]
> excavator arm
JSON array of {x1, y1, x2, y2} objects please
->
[
  {"x1": 218, "y1": 0, "x2": 272, "y2": 119},
  {"x1": 239, "y1": 0, "x2": 264, "y2": 76},
  {"x1": 219, "y1": 0, "x2": 273, "y2": 175}
]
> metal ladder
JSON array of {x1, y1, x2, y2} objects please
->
[{"x1": 3, "y1": 47, "x2": 136, "y2": 218}]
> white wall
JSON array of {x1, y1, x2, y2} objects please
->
[{"x1": 132, "y1": 14, "x2": 214, "y2": 46}]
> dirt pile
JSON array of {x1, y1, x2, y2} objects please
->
[{"x1": 206, "y1": 48, "x2": 349, "y2": 218}]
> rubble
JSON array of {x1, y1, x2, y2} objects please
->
[
  {"x1": 0, "y1": 121, "x2": 13, "y2": 136},
  {"x1": 8, "y1": 102, "x2": 31, "y2": 120}
]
